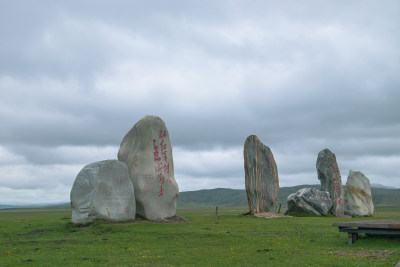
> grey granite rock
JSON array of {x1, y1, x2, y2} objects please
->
[
  {"x1": 70, "y1": 160, "x2": 135, "y2": 224},
  {"x1": 344, "y1": 170, "x2": 374, "y2": 216},
  {"x1": 285, "y1": 187, "x2": 332, "y2": 216},
  {"x1": 118, "y1": 115, "x2": 179, "y2": 220},
  {"x1": 244, "y1": 135, "x2": 279, "y2": 213},
  {"x1": 316, "y1": 148, "x2": 344, "y2": 216}
]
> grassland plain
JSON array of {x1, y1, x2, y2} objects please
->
[{"x1": 0, "y1": 207, "x2": 399, "y2": 266}]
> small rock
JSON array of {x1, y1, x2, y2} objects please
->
[{"x1": 285, "y1": 187, "x2": 332, "y2": 216}]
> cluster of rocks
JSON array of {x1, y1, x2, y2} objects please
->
[
  {"x1": 70, "y1": 115, "x2": 179, "y2": 224},
  {"x1": 72, "y1": 122, "x2": 374, "y2": 223},
  {"x1": 284, "y1": 149, "x2": 374, "y2": 217},
  {"x1": 242, "y1": 136, "x2": 374, "y2": 217}
]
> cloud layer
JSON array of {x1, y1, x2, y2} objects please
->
[{"x1": 1, "y1": 1, "x2": 399, "y2": 204}]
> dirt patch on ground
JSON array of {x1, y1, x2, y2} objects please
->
[
  {"x1": 27, "y1": 230, "x2": 46, "y2": 235},
  {"x1": 142, "y1": 215, "x2": 190, "y2": 224},
  {"x1": 244, "y1": 212, "x2": 293, "y2": 219},
  {"x1": 71, "y1": 215, "x2": 190, "y2": 227},
  {"x1": 331, "y1": 249, "x2": 399, "y2": 260},
  {"x1": 103, "y1": 215, "x2": 190, "y2": 225}
]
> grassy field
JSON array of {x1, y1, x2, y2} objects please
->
[{"x1": 0, "y1": 207, "x2": 399, "y2": 266}]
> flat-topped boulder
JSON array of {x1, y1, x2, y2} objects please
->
[
  {"x1": 285, "y1": 187, "x2": 332, "y2": 216},
  {"x1": 70, "y1": 160, "x2": 136, "y2": 224},
  {"x1": 118, "y1": 115, "x2": 179, "y2": 220},
  {"x1": 344, "y1": 170, "x2": 374, "y2": 216},
  {"x1": 316, "y1": 148, "x2": 344, "y2": 216},
  {"x1": 244, "y1": 135, "x2": 279, "y2": 213}
]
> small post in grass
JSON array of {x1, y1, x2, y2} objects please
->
[{"x1": 215, "y1": 205, "x2": 219, "y2": 217}]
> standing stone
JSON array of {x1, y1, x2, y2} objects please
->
[
  {"x1": 118, "y1": 115, "x2": 179, "y2": 220},
  {"x1": 244, "y1": 135, "x2": 279, "y2": 213},
  {"x1": 70, "y1": 160, "x2": 136, "y2": 224},
  {"x1": 344, "y1": 170, "x2": 374, "y2": 216},
  {"x1": 316, "y1": 148, "x2": 344, "y2": 216},
  {"x1": 285, "y1": 187, "x2": 332, "y2": 216}
]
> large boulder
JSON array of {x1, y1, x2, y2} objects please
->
[
  {"x1": 244, "y1": 135, "x2": 279, "y2": 213},
  {"x1": 118, "y1": 115, "x2": 179, "y2": 220},
  {"x1": 285, "y1": 187, "x2": 332, "y2": 216},
  {"x1": 316, "y1": 148, "x2": 344, "y2": 216},
  {"x1": 344, "y1": 170, "x2": 374, "y2": 216},
  {"x1": 70, "y1": 160, "x2": 136, "y2": 224}
]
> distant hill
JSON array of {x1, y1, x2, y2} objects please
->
[
  {"x1": 0, "y1": 204, "x2": 17, "y2": 209},
  {"x1": 371, "y1": 183, "x2": 396, "y2": 189},
  {"x1": 177, "y1": 185, "x2": 400, "y2": 208},
  {"x1": 0, "y1": 202, "x2": 70, "y2": 210},
  {"x1": 178, "y1": 188, "x2": 247, "y2": 207},
  {"x1": 1, "y1": 184, "x2": 399, "y2": 209},
  {"x1": 369, "y1": 187, "x2": 400, "y2": 206},
  {"x1": 177, "y1": 185, "x2": 321, "y2": 207}
]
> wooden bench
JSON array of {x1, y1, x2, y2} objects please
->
[{"x1": 333, "y1": 219, "x2": 400, "y2": 245}]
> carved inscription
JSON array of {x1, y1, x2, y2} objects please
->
[
  {"x1": 152, "y1": 130, "x2": 173, "y2": 197},
  {"x1": 143, "y1": 174, "x2": 154, "y2": 193},
  {"x1": 309, "y1": 195, "x2": 330, "y2": 201},
  {"x1": 331, "y1": 163, "x2": 344, "y2": 206},
  {"x1": 96, "y1": 165, "x2": 135, "y2": 208}
]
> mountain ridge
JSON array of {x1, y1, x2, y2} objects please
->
[{"x1": 1, "y1": 184, "x2": 398, "y2": 209}]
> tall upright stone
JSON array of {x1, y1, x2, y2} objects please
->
[
  {"x1": 118, "y1": 115, "x2": 179, "y2": 220},
  {"x1": 316, "y1": 148, "x2": 344, "y2": 216},
  {"x1": 344, "y1": 170, "x2": 374, "y2": 216},
  {"x1": 244, "y1": 135, "x2": 279, "y2": 213},
  {"x1": 70, "y1": 160, "x2": 136, "y2": 224}
]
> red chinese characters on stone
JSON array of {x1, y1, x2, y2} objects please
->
[
  {"x1": 160, "y1": 139, "x2": 166, "y2": 151},
  {"x1": 153, "y1": 140, "x2": 161, "y2": 162},
  {"x1": 309, "y1": 195, "x2": 330, "y2": 201},
  {"x1": 158, "y1": 173, "x2": 165, "y2": 184},
  {"x1": 331, "y1": 164, "x2": 344, "y2": 206},
  {"x1": 153, "y1": 130, "x2": 171, "y2": 197},
  {"x1": 163, "y1": 162, "x2": 170, "y2": 176},
  {"x1": 159, "y1": 130, "x2": 167, "y2": 139},
  {"x1": 158, "y1": 185, "x2": 164, "y2": 196}
]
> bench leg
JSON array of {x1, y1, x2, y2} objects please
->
[
  {"x1": 353, "y1": 233, "x2": 358, "y2": 241},
  {"x1": 347, "y1": 232, "x2": 358, "y2": 245},
  {"x1": 348, "y1": 232, "x2": 353, "y2": 245}
]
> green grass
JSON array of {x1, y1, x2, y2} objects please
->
[{"x1": 1, "y1": 207, "x2": 399, "y2": 266}]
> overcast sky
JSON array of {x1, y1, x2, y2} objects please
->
[{"x1": 1, "y1": 1, "x2": 399, "y2": 204}]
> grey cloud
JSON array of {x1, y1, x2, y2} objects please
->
[
  {"x1": 6, "y1": 145, "x2": 118, "y2": 165},
  {"x1": 0, "y1": 1, "x2": 400, "y2": 203}
]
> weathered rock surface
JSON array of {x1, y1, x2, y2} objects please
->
[
  {"x1": 344, "y1": 170, "x2": 374, "y2": 216},
  {"x1": 118, "y1": 115, "x2": 179, "y2": 220},
  {"x1": 285, "y1": 187, "x2": 332, "y2": 216},
  {"x1": 70, "y1": 160, "x2": 136, "y2": 224},
  {"x1": 316, "y1": 148, "x2": 344, "y2": 216},
  {"x1": 244, "y1": 135, "x2": 279, "y2": 213}
]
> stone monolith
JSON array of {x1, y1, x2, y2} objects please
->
[
  {"x1": 316, "y1": 148, "x2": 344, "y2": 216},
  {"x1": 118, "y1": 115, "x2": 179, "y2": 220},
  {"x1": 70, "y1": 160, "x2": 136, "y2": 224},
  {"x1": 244, "y1": 135, "x2": 279, "y2": 213},
  {"x1": 285, "y1": 187, "x2": 332, "y2": 216},
  {"x1": 344, "y1": 170, "x2": 374, "y2": 216}
]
